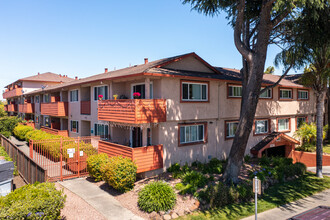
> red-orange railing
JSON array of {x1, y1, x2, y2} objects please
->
[
  {"x1": 6, "y1": 104, "x2": 18, "y2": 112},
  {"x1": 3, "y1": 88, "x2": 23, "y2": 99},
  {"x1": 98, "y1": 99, "x2": 166, "y2": 124},
  {"x1": 41, "y1": 126, "x2": 69, "y2": 137},
  {"x1": 41, "y1": 102, "x2": 68, "y2": 116},
  {"x1": 81, "y1": 101, "x2": 91, "y2": 115},
  {"x1": 18, "y1": 103, "x2": 35, "y2": 113},
  {"x1": 98, "y1": 140, "x2": 163, "y2": 173}
]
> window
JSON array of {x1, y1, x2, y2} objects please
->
[
  {"x1": 70, "y1": 90, "x2": 79, "y2": 102},
  {"x1": 179, "y1": 124, "x2": 205, "y2": 145},
  {"x1": 255, "y1": 119, "x2": 269, "y2": 134},
  {"x1": 279, "y1": 89, "x2": 292, "y2": 99},
  {"x1": 44, "y1": 116, "x2": 50, "y2": 127},
  {"x1": 35, "y1": 116, "x2": 39, "y2": 124},
  {"x1": 260, "y1": 88, "x2": 272, "y2": 98},
  {"x1": 277, "y1": 118, "x2": 290, "y2": 132},
  {"x1": 94, "y1": 86, "x2": 108, "y2": 101},
  {"x1": 94, "y1": 124, "x2": 109, "y2": 138},
  {"x1": 228, "y1": 85, "x2": 242, "y2": 97},
  {"x1": 70, "y1": 120, "x2": 79, "y2": 133},
  {"x1": 147, "y1": 128, "x2": 152, "y2": 146},
  {"x1": 182, "y1": 82, "x2": 208, "y2": 101},
  {"x1": 297, "y1": 117, "x2": 307, "y2": 128},
  {"x1": 226, "y1": 121, "x2": 239, "y2": 138},
  {"x1": 44, "y1": 94, "x2": 50, "y2": 103},
  {"x1": 298, "y1": 90, "x2": 308, "y2": 100},
  {"x1": 35, "y1": 96, "x2": 40, "y2": 103}
]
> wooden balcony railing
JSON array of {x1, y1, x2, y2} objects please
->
[
  {"x1": 98, "y1": 140, "x2": 163, "y2": 173},
  {"x1": 6, "y1": 104, "x2": 18, "y2": 112},
  {"x1": 18, "y1": 103, "x2": 35, "y2": 114},
  {"x1": 98, "y1": 99, "x2": 166, "y2": 124},
  {"x1": 41, "y1": 102, "x2": 68, "y2": 117},
  {"x1": 81, "y1": 101, "x2": 91, "y2": 115},
  {"x1": 41, "y1": 126, "x2": 69, "y2": 137},
  {"x1": 3, "y1": 88, "x2": 23, "y2": 99}
]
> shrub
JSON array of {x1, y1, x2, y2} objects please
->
[
  {"x1": 0, "y1": 182, "x2": 66, "y2": 219},
  {"x1": 0, "y1": 145, "x2": 18, "y2": 175},
  {"x1": 0, "y1": 116, "x2": 21, "y2": 138},
  {"x1": 295, "y1": 123, "x2": 328, "y2": 148},
  {"x1": 206, "y1": 158, "x2": 224, "y2": 174},
  {"x1": 167, "y1": 163, "x2": 181, "y2": 173},
  {"x1": 259, "y1": 156, "x2": 272, "y2": 167},
  {"x1": 182, "y1": 171, "x2": 208, "y2": 188},
  {"x1": 272, "y1": 157, "x2": 293, "y2": 167},
  {"x1": 138, "y1": 181, "x2": 176, "y2": 213},
  {"x1": 87, "y1": 153, "x2": 110, "y2": 181},
  {"x1": 293, "y1": 162, "x2": 307, "y2": 176},
  {"x1": 13, "y1": 124, "x2": 34, "y2": 140},
  {"x1": 244, "y1": 155, "x2": 251, "y2": 163},
  {"x1": 102, "y1": 156, "x2": 137, "y2": 192}
]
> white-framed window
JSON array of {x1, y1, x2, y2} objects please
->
[
  {"x1": 44, "y1": 94, "x2": 50, "y2": 103},
  {"x1": 279, "y1": 89, "x2": 292, "y2": 99},
  {"x1": 226, "y1": 121, "x2": 239, "y2": 138},
  {"x1": 297, "y1": 117, "x2": 307, "y2": 128},
  {"x1": 298, "y1": 90, "x2": 308, "y2": 100},
  {"x1": 94, "y1": 123, "x2": 109, "y2": 138},
  {"x1": 179, "y1": 124, "x2": 205, "y2": 144},
  {"x1": 278, "y1": 118, "x2": 290, "y2": 131},
  {"x1": 70, "y1": 120, "x2": 79, "y2": 133},
  {"x1": 255, "y1": 119, "x2": 269, "y2": 134},
  {"x1": 35, "y1": 96, "x2": 40, "y2": 103},
  {"x1": 182, "y1": 82, "x2": 208, "y2": 101},
  {"x1": 228, "y1": 85, "x2": 242, "y2": 97},
  {"x1": 44, "y1": 116, "x2": 50, "y2": 127},
  {"x1": 70, "y1": 90, "x2": 79, "y2": 102},
  {"x1": 94, "y1": 86, "x2": 108, "y2": 101},
  {"x1": 260, "y1": 88, "x2": 272, "y2": 98}
]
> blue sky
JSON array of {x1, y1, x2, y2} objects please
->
[{"x1": 0, "y1": 0, "x2": 296, "y2": 95}]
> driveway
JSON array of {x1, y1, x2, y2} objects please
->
[{"x1": 307, "y1": 166, "x2": 330, "y2": 176}]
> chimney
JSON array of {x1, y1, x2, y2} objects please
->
[
  {"x1": 38, "y1": 72, "x2": 40, "y2": 75},
  {"x1": 59, "y1": 74, "x2": 62, "y2": 77},
  {"x1": 144, "y1": 58, "x2": 148, "y2": 64},
  {"x1": 105, "y1": 68, "x2": 108, "y2": 73},
  {"x1": 75, "y1": 76, "x2": 78, "y2": 80}
]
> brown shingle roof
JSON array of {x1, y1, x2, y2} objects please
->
[{"x1": 6, "y1": 72, "x2": 74, "y2": 88}]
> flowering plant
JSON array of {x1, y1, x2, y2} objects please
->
[
  {"x1": 133, "y1": 92, "x2": 141, "y2": 98},
  {"x1": 113, "y1": 94, "x2": 118, "y2": 100},
  {"x1": 98, "y1": 94, "x2": 103, "y2": 100}
]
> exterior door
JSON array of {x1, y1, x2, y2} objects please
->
[{"x1": 131, "y1": 127, "x2": 142, "y2": 148}]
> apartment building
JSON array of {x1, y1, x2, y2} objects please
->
[{"x1": 3, "y1": 53, "x2": 318, "y2": 175}]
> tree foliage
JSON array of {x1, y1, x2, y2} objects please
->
[{"x1": 264, "y1": 66, "x2": 275, "y2": 74}]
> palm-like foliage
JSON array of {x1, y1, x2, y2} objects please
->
[{"x1": 295, "y1": 123, "x2": 328, "y2": 152}]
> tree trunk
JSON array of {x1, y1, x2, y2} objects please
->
[{"x1": 316, "y1": 91, "x2": 325, "y2": 178}]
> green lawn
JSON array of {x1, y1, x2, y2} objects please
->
[
  {"x1": 323, "y1": 144, "x2": 330, "y2": 154},
  {"x1": 179, "y1": 173, "x2": 330, "y2": 220}
]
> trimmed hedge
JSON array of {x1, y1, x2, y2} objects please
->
[
  {"x1": 13, "y1": 124, "x2": 34, "y2": 140},
  {"x1": 102, "y1": 156, "x2": 137, "y2": 192},
  {"x1": 138, "y1": 181, "x2": 176, "y2": 213},
  {"x1": 0, "y1": 182, "x2": 66, "y2": 219},
  {"x1": 87, "y1": 153, "x2": 110, "y2": 181}
]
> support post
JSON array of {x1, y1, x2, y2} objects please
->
[
  {"x1": 254, "y1": 176, "x2": 258, "y2": 220},
  {"x1": 77, "y1": 137, "x2": 80, "y2": 178},
  {"x1": 60, "y1": 137, "x2": 63, "y2": 181},
  {"x1": 29, "y1": 140, "x2": 33, "y2": 159}
]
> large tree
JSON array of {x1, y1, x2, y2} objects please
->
[
  {"x1": 276, "y1": 2, "x2": 330, "y2": 177},
  {"x1": 182, "y1": 0, "x2": 326, "y2": 183}
]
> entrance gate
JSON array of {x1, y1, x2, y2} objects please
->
[{"x1": 29, "y1": 136, "x2": 100, "y2": 182}]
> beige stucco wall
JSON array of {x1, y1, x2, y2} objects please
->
[{"x1": 163, "y1": 56, "x2": 214, "y2": 73}]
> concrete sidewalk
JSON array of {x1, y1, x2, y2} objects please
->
[
  {"x1": 242, "y1": 189, "x2": 330, "y2": 220},
  {"x1": 307, "y1": 166, "x2": 330, "y2": 176},
  {"x1": 60, "y1": 178, "x2": 144, "y2": 220}
]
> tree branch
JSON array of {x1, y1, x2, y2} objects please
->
[
  {"x1": 260, "y1": 64, "x2": 293, "y2": 94},
  {"x1": 234, "y1": 0, "x2": 253, "y2": 62},
  {"x1": 271, "y1": 7, "x2": 292, "y2": 27}
]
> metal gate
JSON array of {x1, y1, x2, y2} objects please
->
[{"x1": 29, "y1": 136, "x2": 100, "y2": 182}]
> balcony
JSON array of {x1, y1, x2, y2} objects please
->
[
  {"x1": 98, "y1": 140, "x2": 163, "y2": 173},
  {"x1": 6, "y1": 104, "x2": 18, "y2": 112},
  {"x1": 98, "y1": 99, "x2": 166, "y2": 124},
  {"x1": 81, "y1": 101, "x2": 91, "y2": 115},
  {"x1": 41, "y1": 102, "x2": 68, "y2": 117},
  {"x1": 3, "y1": 88, "x2": 23, "y2": 99},
  {"x1": 41, "y1": 126, "x2": 69, "y2": 137},
  {"x1": 18, "y1": 103, "x2": 35, "y2": 114},
  {"x1": 4, "y1": 105, "x2": 8, "y2": 112}
]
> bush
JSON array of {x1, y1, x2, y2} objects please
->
[
  {"x1": 13, "y1": 124, "x2": 34, "y2": 140},
  {"x1": 293, "y1": 162, "x2": 307, "y2": 176},
  {"x1": 182, "y1": 171, "x2": 208, "y2": 188},
  {"x1": 138, "y1": 181, "x2": 176, "y2": 213},
  {"x1": 0, "y1": 182, "x2": 66, "y2": 219},
  {"x1": 102, "y1": 156, "x2": 137, "y2": 192},
  {"x1": 87, "y1": 153, "x2": 110, "y2": 181},
  {"x1": 244, "y1": 155, "x2": 251, "y2": 163},
  {"x1": 167, "y1": 163, "x2": 181, "y2": 173},
  {"x1": 259, "y1": 156, "x2": 272, "y2": 167},
  {"x1": 0, "y1": 116, "x2": 21, "y2": 138},
  {"x1": 205, "y1": 158, "x2": 224, "y2": 174},
  {"x1": 0, "y1": 145, "x2": 18, "y2": 175}
]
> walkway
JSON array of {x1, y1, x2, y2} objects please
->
[
  {"x1": 242, "y1": 189, "x2": 330, "y2": 220},
  {"x1": 59, "y1": 178, "x2": 144, "y2": 220},
  {"x1": 307, "y1": 166, "x2": 330, "y2": 176}
]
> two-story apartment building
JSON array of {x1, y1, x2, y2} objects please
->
[{"x1": 3, "y1": 53, "x2": 318, "y2": 175}]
